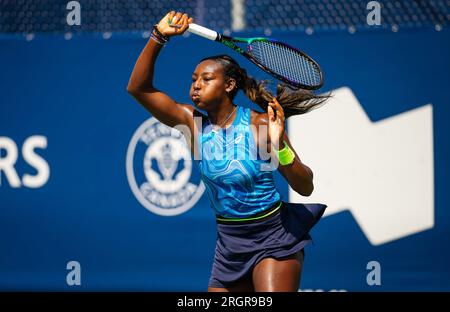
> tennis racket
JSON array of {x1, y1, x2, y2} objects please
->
[{"x1": 184, "y1": 23, "x2": 324, "y2": 90}]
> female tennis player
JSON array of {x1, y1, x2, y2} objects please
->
[{"x1": 127, "y1": 11, "x2": 328, "y2": 292}]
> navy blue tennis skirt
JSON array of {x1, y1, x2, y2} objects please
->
[{"x1": 208, "y1": 201, "x2": 327, "y2": 288}]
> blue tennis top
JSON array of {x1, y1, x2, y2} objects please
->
[{"x1": 196, "y1": 105, "x2": 281, "y2": 218}]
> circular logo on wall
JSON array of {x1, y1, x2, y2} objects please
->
[{"x1": 126, "y1": 118, "x2": 204, "y2": 216}]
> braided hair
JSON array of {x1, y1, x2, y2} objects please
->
[{"x1": 200, "y1": 54, "x2": 330, "y2": 118}]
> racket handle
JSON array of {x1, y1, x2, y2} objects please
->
[{"x1": 187, "y1": 23, "x2": 218, "y2": 41}]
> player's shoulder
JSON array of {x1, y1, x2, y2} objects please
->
[
  {"x1": 178, "y1": 103, "x2": 195, "y2": 115},
  {"x1": 250, "y1": 108, "x2": 269, "y2": 127},
  {"x1": 177, "y1": 103, "x2": 207, "y2": 119}
]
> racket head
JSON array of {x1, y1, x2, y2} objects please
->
[{"x1": 247, "y1": 38, "x2": 324, "y2": 90}]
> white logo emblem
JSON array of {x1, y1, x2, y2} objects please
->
[
  {"x1": 126, "y1": 118, "x2": 205, "y2": 216},
  {"x1": 289, "y1": 87, "x2": 434, "y2": 245}
]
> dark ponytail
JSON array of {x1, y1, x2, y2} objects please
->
[{"x1": 200, "y1": 54, "x2": 330, "y2": 118}]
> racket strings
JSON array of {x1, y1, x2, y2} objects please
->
[{"x1": 250, "y1": 41, "x2": 322, "y2": 88}]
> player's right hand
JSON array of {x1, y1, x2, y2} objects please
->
[{"x1": 156, "y1": 11, "x2": 193, "y2": 37}]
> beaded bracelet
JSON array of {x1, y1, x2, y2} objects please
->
[
  {"x1": 151, "y1": 31, "x2": 168, "y2": 44},
  {"x1": 153, "y1": 24, "x2": 170, "y2": 42},
  {"x1": 150, "y1": 34, "x2": 166, "y2": 46}
]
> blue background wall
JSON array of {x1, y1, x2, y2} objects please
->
[{"x1": 1, "y1": 28, "x2": 449, "y2": 291}]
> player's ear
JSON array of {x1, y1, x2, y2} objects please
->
[{"x1": 226, "y1": 78, "x2": 237, "y2": 93}]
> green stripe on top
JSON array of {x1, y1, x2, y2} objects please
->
[
  {"x1": 216, "y1": 201, "x2": 282, "y2": 222},
  {"x1": 233, "y1": 37, "x2": 269, "y2": 43}
]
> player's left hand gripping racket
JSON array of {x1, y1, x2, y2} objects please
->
[{"x1": 184, "y1": 23, "x2": 324, "y2": 90}]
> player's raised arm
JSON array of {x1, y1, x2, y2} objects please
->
[{"x1": 126, "y1": 11, "x2": 194, "y2": 129}]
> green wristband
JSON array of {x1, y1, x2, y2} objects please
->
[{"x1": 276, "y1": 141, "x2": 295, "y2": 166}]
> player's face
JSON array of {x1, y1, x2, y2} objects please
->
[{"x1": 190, "y1": 60, "x2": 228, "y2": 109}]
